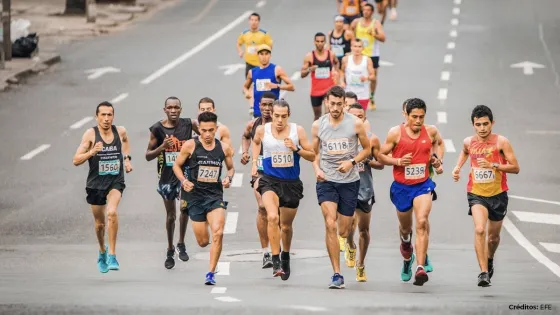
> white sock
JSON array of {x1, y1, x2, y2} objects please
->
[
  {"x1": 401, "y1": 233, "x2": 411, "y2": 243},
  {"x1": 417, "y1": 265, "x2": 424, "y2": 271},
  {"x1": 262, "y1": 248, "x2": 269, "y2": 255}
]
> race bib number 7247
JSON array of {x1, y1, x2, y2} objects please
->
[
  {"x1": 472, "y1": 168, "x2": 495, "y2": 184},
  {"x1": 404, "y1": 164, "x2": 426, "y2": 180},
  {"x1": 197, "y1": 166, "x2": 220, "y2": 183}
]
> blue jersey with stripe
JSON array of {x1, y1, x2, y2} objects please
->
[
  {"x1": 252, "y1": 64, "x2": 279, "y2": 117},
  {"x1": 262, "y1": 123, "x2": 300, "y2": 180}
]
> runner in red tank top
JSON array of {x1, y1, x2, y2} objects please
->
[
  {"x1": 378, "y1": 98, "x2": 443, "y2": 287},
  {"x1": 301, "y1": 32, "x2": 338, "y2": 121}
]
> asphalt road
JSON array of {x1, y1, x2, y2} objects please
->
[{"x1": 1, "y1": 0, "x2": 560, "y2": 314}]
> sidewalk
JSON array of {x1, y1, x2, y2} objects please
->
[{"x1": 0, "y1": 0, "x2": 178, "y2": 91}]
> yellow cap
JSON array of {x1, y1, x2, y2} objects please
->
[{"x1": 257, "y1": 44, "x2": 272, "y2": 53}]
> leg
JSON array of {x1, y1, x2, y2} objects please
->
[
  {"x1": 471, "y1": 204, "x2": 490, "y2": 272},
  {"x1": 191, "y1": 220, "x2": 211, "y2": 248},
  {"x1": 262, "y1": 191, "x2": 281, "y2": 255},
  {"x1": 206, "y1": 208, "x2": 226, "y2": 273},
  {"x1": 346, "y1": 214, "x2": 358, "y2": 250},
  {"x1": 321, "y1": 202, "x2": 342, "y2": 274},
  {"x1": 178, "y1": 211, "x2": 189, "y2": 244},
  {"x1": 279, "y1": 207, "x2": 298, "y2": 252},
  {"x1": 344, "y1": 213, "x2": 358, "y2": 268},
  {"x1": 356, "y1": 210, "x2": 372, "y2": 266},
  {"x1": 254, "y1": 178, "x2": 269, "y2": 251},
  {"x1": 90, "y1": 205, "x2": 107, "y2": 253},
  {"x1": 487, "y1": 220, "x2": 503, "y2": 259},
  {"x1": 396, "y1": 209, "x2": 413, "y2": 255},
  {"x1": 163, "y1": 199, "x2": 177, "y2": 250},
  {"x1": 105, "y1": 189, "x2": 122, "y2": 255},
  {"x1": 412, "y1": 194, "x2": 432, "y2": 266},
  {"x1": 311, "y1": 96, "x2": 324, "y2": 121}
]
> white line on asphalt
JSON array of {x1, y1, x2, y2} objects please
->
[
  {"x1": 287, "y1": 305, "x2": 328, "y2": 312},
  {"x1": 70, "y1": 116, "x2": 93, "y2": 129},
  {"x1": 526, "y1": 130, "x2": 560, "y2": 135},
  {"x1": 444, "y1": 139, "x2": 456, "y2": 152},
  {"x1": 450, "y1": 30, "x2": 458, "y2": 38},
  {"x1": 215, "y1": 296, "x2": 241, "y2": 302},
  {"x1": 20, "y1": 144, "x2": 51, "y2": 161},
  {"x1": 256, "y1": 0, "x2": 266, "y2": 8},
  {"x1": 238, "y1": 145, "x2": 243, "y2": 154},
  {"x1": 510, "y1": 195, "x2": 560, "y2": 206},
  {"x1": 231, "y1": 173, "x2": 244, "y2": 187},
  {"x1": 441, "y1": 71, "x2": 451, "y2": 81},
  {"x1": 452, "y1": 7, "x2": 460, "y2": 15},
  {"x1": 454, "y1": 0, "x2": 462, "y2": 4},
  {"x1": 111, "y1": 93, "x2": 129, "y2": 104},
  {"x1": 444, "y1": 54, "x2": 453, "y2": 64},
  {"x1": 447, "y1": 42, "x2": 456, "y2": 50},
  {"x1": 437, "y1": 88, "x2": 448, "y2": 100},
  {"x1": 211, "y1": 287, "x2": 227, "y2": 294},
  {"x1": 503, "y1": 217, "x2": 560, "y2": 278},
  {"x1": 216, "y1": 262, "x2": 230, "y2": 275},
  {"x1": 437, "y1": 112, "x2": 447, "y2": 124},
  {"x1": 451, "y1": 18, "x2": 459, "y2": 26},
  {"x1": 224, "y1": 212, "x2": 239, "y2": 234},
  {"x1": 512, "y1": 211, "x2": 560, "y2": 225},
  {"x1": 291, "y1": 71, "x2": 301, "y2": 81},
  {"x1": 540, "y1": 242, "x2": 560, "y2": 254},
  {"x1": 539, "y1": 24, "x2": 560, "y2": 88},
  {"x1": 141, "y1": 11, "x2": 253, "y2": 84}
]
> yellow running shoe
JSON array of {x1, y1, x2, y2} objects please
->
[
  {"x1": 356, "y1": 265, "x2": 367, "y2": 282},
  {"x1": 345, "y1": 246, "x2": 356, "y2": 268},
  {"x1": 338, "y1": 235, "x2": 346, "y2": 252}
]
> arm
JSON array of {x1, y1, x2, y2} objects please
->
[
  {"x1": 326, "y1": 30, "x2": 333, "y2": 50},
  {"x1": 350, "y1": 18, "x2": 359, "y2": 33},
  {"x1": 354, "y1": 119, "x2": 372, "y2": 163},
  {"x1": 366, "y1": 58, "x2": 376, "y2": 81},
  {"x1": 497, "y1": 136, "x2": 520, "y2": 174},
  {"x1": 236, "y1": 34, "x2": 244, "y2": 57},
  {"x1": 72, "y1": 129, "x2": 95, "y2": 166},
  {"x1": 192, "y1": 120, "x2": 200, "y2": 135},
  {"x1": 241, "y1": 120, "x2": 255, "y2": 164},
  {"x1": 373, "y1": 20, "x2": 386, "y2": 42},
  {"x1": 300, "y1": 53, "x2": 313, "y2": 79},
  {"x1": 275, "y1": 66, "x2": 295, "y2": 91},
  {"x1": 118, "y1": 126, "x2": 133, "y2": 173},
  {"x1": 243, "y1": 70, "x2": 253, "y2": 97},
  {"x1": 452, "y1": 137, "x2": 471, "y2": 181},
  {"x1": 219, "y1": 125, "x2": 232, "y2": 149},
  {"x1": 295, "y1": 125, "x2": 316, "y2": 162},
  {"x1": 221, "y1": 142, "x2": 236, "y2": 188},
  {"x1": 345, "y1": 29, "x2": 355, "y2": 41},
  {"x1": 369, "y1": 134, "x2": 384, "y2": 170},
  {"x1": 339, "y1": 56, "x2": 347, "y2": 87},
  {"x1": 173, "y1": 139, "x2": 194, "y2": 183},
  {"x1": 146, "y1": 131, "x2": 164, "y2": 161},
  {"x1": 378, "y1": 126, "x2": 401, "y2": 166},
  {"x1": 311, "y1": 120, "x2": 322, "y2": 174},
  {"x1": 250, "y1": 126, "x2": 264, "y2": 176}
]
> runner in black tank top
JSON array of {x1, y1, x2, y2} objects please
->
[
  {"x1": 146, "y1": 96, "x2": 193, "y2": 269},
  {"x1": 73, "y1": 101, "x2": 133, "y2": 274},
  {"x1": 329, "y1": 15, "x2": 353, "y2": 68},
  {"x1": 240, "y1": 91, "x2": 275, "y2": 269},
  {"x1": 173, "y1": 111, "x2": 235, "y2": 286}
]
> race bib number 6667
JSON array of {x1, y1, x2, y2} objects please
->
[
  {"x1": 404, "y1": 164, "x2": 426, "y2": 180},
  {"x1": 473, "y1": 168, "x2": 495, "y2": 184}
]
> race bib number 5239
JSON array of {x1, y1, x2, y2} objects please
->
[
  {"x1": 404, "y1": 164, "x2": 426, "y2": 180},
  {"x1": 472, "y1": 168, "x2": 495, "y2": 183}
]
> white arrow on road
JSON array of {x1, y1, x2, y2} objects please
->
[
  {"x1": 379, "y1": 60, "x2": 395, "y2": 67},
  {"x1": 510, "y1": 61, "x2": 545, "y2": 75},
  {"x1": 85, "y1": 67, "x2": 121, "y2": 80},
  {"x1": 219, "y1": 63, "x2": 245, "y2": 75}
]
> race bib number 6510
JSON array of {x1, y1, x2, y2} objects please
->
[
  {"x1": 197, "y1": 166, "x2": 220, "y2": 183},
  {"x1": 404, "y1": 164, "x2": 426, "y2": 180},
  {"x1": 272, "y1": 151, "x2": 294, "y2": 167},
  {"x1": 473, "y1": 168, "x2": 495, "y2": 184}
]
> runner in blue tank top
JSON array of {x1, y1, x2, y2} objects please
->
[
  {"x1": 251, "y1": 99, "x2": 316, "y2": 281},
  {"x1": 243, "y1": 44, "x2": 295, "y2": 118}
]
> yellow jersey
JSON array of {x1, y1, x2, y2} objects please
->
[
  {"x1": 355, "y1": 18, "x2": 375, "y2": 57},
  {"x1": 237, "y1": 29, "x2": 273, "y2": 66}
]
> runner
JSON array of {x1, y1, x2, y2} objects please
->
[
  {"x1": 73, "y1": 101, "x2": 133, "y2": 273},
  {"x1": 370, "y1": 0, "x2": 388, "y2": 24},
  {"x1": 311, "y1": 86, "x2": 372, "y2": 289},
  {"x1": 243, "y1": 44, "x2": 295, "y2": 118},
  {"x1": 344, "y1": 91, "x2": 358, "y2": 111},
  {"x1": 340, "y1": 39, "x2": 376, "y2": 111},
  {"x1": 377, "y1": 98, "x2": 443, "y2": 286},
  {"x1": 343, "y1": 104, "x2": 384, "y2": 282},
  {"x1": 452, "y1": 105, "x2": 520, "y2": 287},
  {"x1": 146, "y1": 96, "x2": 193, "y2": 269},
  {"x1": 236, "y1": 12, "x2": 274, "y2": 116},
  {"x1": 240, "y1": 91, "x2": 276, "y2": 269},
  {"x1": 251, "y1": 99, "x2": 316, "y2": 280},
  {"x1": 337, "y1": 0, "x2": 362, "y2": 30},
  {"x1": 327, "y1": 16, "x2": 354, "y2": 69},
  {"x1": 195, "y1": 97, "x2": 232, "y2": 147},
  {"x1": 301, "y1": 32, "x2": 337, "y2": 121},
  {"x1": 351, "y1": 3, "x2": 386, "y2": 110},
  {"x1": 388, "y1": 0, "x2": 398, "y2": 20},
  {"x1": 172, "y1": 111, "x2": 235, "y2": 285}
]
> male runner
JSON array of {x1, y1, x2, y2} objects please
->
[
  {"x1": 337, "y1": 0, "x2": 362, "y2": 29},
  {"x1": 73, "y1": 101, "x2": 133, "y2": 273},
  {"x1": 251, "y1": 99, "x2": 316, "y2": 280},
  {"x1": 146, "y1": 97, "x2": 193, "y2": 269},
  {"x1": 195, "y1": 97, "x2": 232, "y2": 147},
  {"x1": 344, "y1": 104, "x2": 383, "y2": 282},
  {"x1": 351, "y1": 3, "x2": 385, "y2": 110},
  {"x1": 452, "y1": 105, "x2": 520, "y2": 287},
  {"x1": 240, "y1": 91, "x2": 276, "y2": 269},
  {"x1": 369, "y1": 0, "x2": 388, "y2": 24},
  {"x1": 328, "y1": 16, "x2": 354, "y2": 68},
  {"x1": 340, "y1": 39, "x2": 376, "y2": 111},
  {"x1": 172, "y1": 111, "x2": 235, "y2": 285},
  {"x1": 378, "y1": 98, "x2": 443, "y2": 286},
  {"x1": 243, "y1": 44, "x2": 295, "y2": 118},
  {"x1": 301, "y1": 32, "x2": 338, "y2": 121},
  {"x1": 388, "y1": 0, "x2": 398, "y2": 20},
  {"x1": 312, "y1": 86, "x2": 371, "y2": 289}
]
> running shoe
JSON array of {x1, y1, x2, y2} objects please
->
[
  {"x1": 356, "y1": 265, "x2": 367, "y2": 282},
  {"x1": 329, "y1": 273, "x2": 345, "y2": 289},
  {"x1": 478, "y1": 272, "x2": 491, "y2": 287},
  {"x1": 205, "y1": 272, "x2": 216, "y2": 285},
  {"x1": 97, "y1": 246, "x2": 109, "y2": 273},
  {"x1": 262, "y1": 252, "x2": 273, "y2": 269},
  {"x1": 413, "y1": 266, "x2": 428, "y2": 286},
  {"x1": 401, "y1": 253, "x2": 415, "y2": 282},
  {"x1": 345, "y1": 246, "x2": 356, "y2": 268},
  {"x1": 272, "y1": 255, "x2": 284, "y2": 277},
  {"x1": 176, "y1": 243, "x2": 189, "y2": 262},
  {"x1": 165, "y1": 247, "x2": 175, "y2": 270},
  {"x1": 400, "y1": 240, "x2": 413, "y2": 260},
  {"x1": 424, "y1": 254, "x2": 433, "y2": 273},
  {"x1": 280, "y1": 252, "x2": 290, "y2": 281},
  {"x1": 107, "y1": 254, "x2": 120, "y2": 271}
]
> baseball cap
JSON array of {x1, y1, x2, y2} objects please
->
[{"x1": 257, "y1": 44, "x2": 272, "y2": 53}]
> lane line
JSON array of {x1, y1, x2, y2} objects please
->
[
  {"x1": 451, "y1": 18, "x2": 459, "y2": 26},
  {"x1": 450, "y1": 30, "x2": 458, "y2": 38},
  {"x1": 441, "y1": 71, "x2": 451, "y2": 81},
  {"x1": 70, "y1": 117, "x2": 93, "y2": 129},
  {"x1": 437, "y1": 88, "x2": 448, "y2": 100},
  {"x1": 503, "y1": 217, "x2": 560, "y2": 278},
  {"x1": 211, "y1": 287, "x2": 227, "y2": 294},
  {"x1": 290, "y1": 71, "x2": 301, "y2": 81},
  {"x1": 215, "y1": 296, "x2": 241, "y2": 302},
  {"x1": 20, "y1": 144, "x2": 51, "y2": 161},
  {"x1": 238, "y1": 145, "x2": 243, "y2": 154},
  {"x1": 287, "y1": 305, "x2": 328, "y2": 312},
  {"x1": 216, "y1": 262, "x2": 230, "y2": 275},
  {"x1": 540, "y1": 242, "x2": 560, "y2": 254},
  {"x1": 231, "y1": 173, "x2": 244, "y2": 187},
  {"x1": 510, "y1": 195, "x2": 560, "y2": 206},
  {"x1": 444, "y1": 139, "x2": 456, "y2": 152},
  {"x1": 224, "y1": 212, "x2": 239, "y2": 234},
  {"x1": 188, "y1": 0, "x2": 219, "y2": 24},
  {"x1": 111, "y1": 93, "x2": 129, "y2": 104},
  {"x1": 454, "y1": 0, "x2": 462, "y2": 4},
  {"x1": 437, "y1": 112, "x2": 447, "y2": 124},
  {"x1": 538, "y1": 24, "x2": 560, "y2": 89},
  {"x1": 447, "y1": 42, "x2": 456, "y2": 49},
  {"x1": 512, "y1": 211, "x2": 560, "y2": 225},
  {"x1": 256, "y1": 1, "x2": 266, "y2": 8},
  {"x1": 444, "y1": 54, "x2": 453, "y2": 64},
  {"x1": 141, "y1": 11, "x2": 253, "y2": 84},
  {"x1": 452, "y1": 7, "x2": 460, "y2": 15},
  {"x1": 526, "y1": 130, "x2": 560, "y2": 135}
]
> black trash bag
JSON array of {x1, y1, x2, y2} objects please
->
[{"x1": 12, "y1": 33, "x2": 39, "y2": 58}]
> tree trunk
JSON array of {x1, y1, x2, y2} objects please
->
[{"x1": 65, "y1": 0, "x2": 86, "y2": 15}]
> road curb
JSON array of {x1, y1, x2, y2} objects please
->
[{"x1": 0, "y1": 53, "x2": 62, "y2": 92}]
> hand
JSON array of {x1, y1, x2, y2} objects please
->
[
  {"x1": 284, "y1": 138, "x2": 297, "y2": 151},
  {"x1": 430, "y1": 155, "x2": 442, "y2": 168},
  {"x1": 452, "y1": 166, "x2": 461, "y2": 182},
  {"x1": 91, "y1": 141, "x2": 103, "y2": 156},
  {"x1": 367, "y1": 27, "x2": 373, "y2": 35},
  {"x1": 360, "y1": 76, "x2": 368, "y2": 82},
  {"x1": 244, "y1": 90, "x2": 252, "y2": 99},
  {"x1": 222, "y1": 176, "x2": 231, "y2": 189},
  {"x1": 309, "y1": 65, "x2": 318, "y2": 72},
  {"x1": 336, "y1": 160, "x2": 354, "y2": 173},
  {"x1": 238, "y1": 51, "x2": 244, "y2": 58},
  {"x1": 434, "y1": 164, "x2": 443, "y2": 175},
  {"x1": 340, "y1": 82, "x2": 346, "y2": 89},
  {"x1": 182, "y1": 179, "x2": 194, "y2": 192},
  {"x1": 124, "y1": 160, "x2": 133, "y2": 173},
  {"x1": 251, "y1": 163, "x2": 258, "y2": 177},
  {"x1": 399, "y1": 153, "x2": 413, "y2": 166},
  {"x1": 162, "y1": 135, "x2": 174, "y2": 149},
  {"x1": 265, "y1": 82, "x2": 278, "y2": 90},
  {"x1": 315, "y1": 169, "x2": 326, "y2": 182},
  {"x1": 477, "y1": 158, "x2": 492, "y2": 168},
  {"x1": 240, "y1": 151, "x2": 250, "y2": 165}
]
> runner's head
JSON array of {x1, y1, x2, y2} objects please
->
[
  {"x1": 257, "y1": 44, "x2": 272, "y2": 66},
  {"x1": 401, "y1": 98, "x2": 413, "y2": 121},
  {"x1": 260, "y1": 91, "x2": 276, "y2": 119},
  {"x1": 164, "y1": 96, "x2": 182, "y2": 122},
  {"x1": 351, "y1": 39, "x2": 364, "y2": 56},
  {"x1": 403, "y1": 98, "x2": 427, "y2": 132},
  {"x1": 326, "y1": 86, "x2": 346, "y2": 119},
  {"x1": 198, "y1": 97, "x2": 215, "y2": 114},
  {"x1": 197, "y1": 111, "x2": 218, "y2": 145},
  {"x1": 348, "y1": 103, "x2": 366, "y2": 122},
  {"x1": 362, "y1": 3, "x2": 374, "y2": 18},
  {"x1": 95, "y1": 101, "x2": 114, "y2": 131},
  {"x1": 334, "y1": 15, "x2": 345, "y2": 30},
  {"x1": 314, "y1": 32, "x2": 326, "y2": 51},
  {"x1": 272, "y1": 99, "x2": 291, "y2": 131},
  {"x1": 249, "y1": 12, "x2": 260, "y2": 31},
  {"x1": 345, "y1": 91, "x2": 358, "y2": 111},
  {"x1": 471, "y1": 105, "x2": 494, "y2": 139}
]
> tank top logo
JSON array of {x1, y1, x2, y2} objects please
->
[{"x1": 102, "y1": 146, "x2": 118, "y2": 152}]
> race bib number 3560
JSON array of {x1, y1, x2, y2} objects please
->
[
  {"x1": 272, "y1": 151, "x2": 294, "y2": 167},
  {"x1": 165, "y1": 152, "x2": 178, "y2": 166},
  {"x1": 404, "y1": 164, "x2": 426, "y2": 180},
  {"x1": 99, "y1": 160, "x2": 120, "y2": 176},
  {"x1": 197, "y1": 166, "x2": 220, "y2": 183},
  {"x1": 473, "y1": 168, "x2": 495, "y2": 184},
  {"x1": 326, "y1": 138, "x2": 349, "y2": 155}
]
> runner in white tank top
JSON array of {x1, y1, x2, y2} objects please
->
[{"x1": 340, "y1": 39, "x2": 375, "y2": 111}]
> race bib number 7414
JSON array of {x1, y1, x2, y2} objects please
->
[
  {"x1": 165, "y1": 152, "x2": 178, "y2": 166},
  {"x1": 404, "y1": 164, "x2": 426, "y2": 180}
]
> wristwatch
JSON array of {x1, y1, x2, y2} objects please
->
[
  {"x1": 294, "y1": 145, "x2": 302, "y2": 153},
  {"x1": 228, "y1": 175, "x2": 234, "y2": 182},
  {"x1": 351, "y1": 159, "x2": 357, "y2": 166},
  {"x1": 492, "y1": 163, "x2": 499, "y2": 169},
  {"x1": 124, "y1": 155, "x2": 132, "y2": 161}
]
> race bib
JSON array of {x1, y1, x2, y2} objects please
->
[
  {"x1": 256, "y1": 79, "x2": 272, "y2": 91},
  {"x1": 257, "y1": 155, "x2": 263, "y2": 171},
  {"x1": 165, "y1": 152, "x2": 178, "y2": 167},
  {"x1": 404, "y1": 164, "x2": 426, "y2": 180},
  {"x1": 197, "y1": 165, "x2": 220, "y2": 183},
  {"x1": 346, "y1": 6, "x2": 357, "y2": 14},
  {"x1": 99, "y1": 159, "x2": 120, "y2": 176},
  {"x1": 315, "y1": 67, "x2": 331, "y2": 79},
  {"x1": 247, "y1": 45, "x2": 257, "y2": 54},
  {"x1": 361, "y1": 38, "x2": 370, "y2": 48},
  {"x1": 473, "y1": 167, "x2": 495, "y2": 184},
  {"x1": 272, "y1": 151, "x2": 294, "y2": 167},
  {"x1": 332, "y1": 45, "x2": 344, "y2": 57},
  {"x1": 358, "y1": 162, "x2": 365, "y2": 172},
  {"x1": 326, "y1": 138, "x2": 349, "y2": 155},
  {"x1": 349, "y1": 75, "x2": 363, "y2": 86}
]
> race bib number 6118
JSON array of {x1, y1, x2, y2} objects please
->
[{"x1": 326, "y1": 138, "x2": 349, "y2": 155}]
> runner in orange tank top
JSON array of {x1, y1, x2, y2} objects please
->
[{"x1": 452, "y1": 105, "x2": 520, "y2": 287}]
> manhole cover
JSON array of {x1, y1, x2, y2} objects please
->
[{"x1": 194, "y1": 249, "x2": 328, "y2": 262}]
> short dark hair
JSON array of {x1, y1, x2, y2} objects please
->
[
  {"x1": 198, "y1": 97, "x2": 215, "y2": 108},
  {"x1": 272, "y1": 99, "x2": 290, "y2": 114},
  {"x1": 315, "y1": 32, "x2": 326, "y2": 39},
  {"x1": 404, "y1": 98, "x2": 427, "y2": 115},
  {"x1": 250, "y1": 12, "x2": 260, "y2": 21},
  {"x1": 471, "y1": 105, "x2": 493, "y2": 123},
  {"x1": 363, "y1": 3, "x2": 375, "y2": 11},
  {"x1": 261, "y1": 91, "x2": 277, "y2": 101},
  {"x1": 402, "y1": 98, "x2": 413, "y2": 111},
  {"x1": 345, "y1": 91, "x2": 358, "y2": 100},
  {"x1": 165, "y1": 96, "x2": 181, "y2": 107},
  {"x1": 198, "y1": 111, "x2": 218, "y2": 124},
  {"x1": 326, "y1": 85, "x2": 346, "y2": 100},
  {"x1": 96, "y1": 101, "x2": 114, "y2": 115},
  {"x1": 348, "y1": 103, "x2": 364, "y2": 111}
]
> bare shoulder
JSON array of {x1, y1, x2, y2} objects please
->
[{"x1": 116, "y1": 125, "x2": 127, "y2": 135}]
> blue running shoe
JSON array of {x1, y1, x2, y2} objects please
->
[
  {"x1": 424, "y1": 254, "x2": 433, "y2": 273},
  {"x1": 97, "y1": 247, "x2": 109, "y2": 273},
  {"x1": 328, "y1": 273, "x2": 345, "y2": 289},
  {"x1": 107, "y1": 254, "x2": 120, "y2": 271},
  {"x1": 401, "y1": 253, "x2": 415, "y2": 282},
  {"x1": 205, "y1": 272, "x2": 216, "y2": 285}
]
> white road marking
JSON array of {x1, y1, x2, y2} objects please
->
[
  {"x1": 539, "y1": 23, "x2": 560, "y2": 88},
  {"x1": 510, "y1": 61, "x2": 545, "y2": 75},
  {"x1": 70, "y1": 117, "x2": 93, "y2": 129},
  {"x1": 231, "y1": 173, "x2": 244, "y2": 187},
  {"x1": 437, "y1": 112, "x2": 447, "y2": 124},
  {"x1": 219, "y1": 63, "x2": 245, "y2": 76},
  {"x1": 512, "y1": 211, "x2": 560, "y2": 225},
  {"x1": 451, "y1": 18, "x2": 459, "y2": 26},
  {"x1": 256, "y1": 0, "x2": 266, "y2": 8},
  {"x1": 450, "y1": 30, "x2": 458, "y2": 38},
  {"x1": 503, "y1": 217, "x2": 560, "y2": 278},
  {"x1": 216, "y1": 262, "x2": 230, "y2": 275},
  {"x1": 447, "y1": 42, "x2": 456, "y2": 49},
  {"x1": 444, "y1": 54, "x2": 453, "y2": 64},
  {"x1": 288, "y1": 305, "x2": 328, "y2": 312},
  {"x1": 188, "y1": 0, "x2": 219, "y2": 24},
  {"x1": 510, "y1": 195, "x2": 560, "y2": 206},
  {"x1": 215, "y1": 296, "x2": 241, "y2": 302},
  {"x1": 454, "y1": 0, "x2": 462, "y2": 4},
  {"x1": 21, "y1": 144, "x2": 51, "y2": 161},
  {"x1": 238, "y1": 145, "x2": 243, "y2": 154},
  {"x1": 437, "y1": 88, "x2": 448, "y2": 100},
  {"x1": 224, "y1": 212, "x2": 239, "y2": 234},
  {"x1": 290, "y1": 71, "x2": 301, "y2": 81},
  {"x1": 211, "y1": 287, "x2": 227, "y2": 294},
  {"x1": 541, "y1": 243, "x2": 560, "y2": 254},
  {"x1": 452, "y1": 7, "x2": 460, "y2": 15},
  {"x1": 379, "y1": 60, "x2": 395, "y2": 66},
  {"x1": 441, "y1": 71, "x2": 451, "y2": 81},
  {"x1": 444, "y1": 139, "x2": 456, "y2": 152},
  {"x1": 85, "y1": 67, "x2": 120, "y2": 80},
  {"x1": 526, "y1": 130, "x2": 560, "y2": 135},
  {"x1": 111, "y1": 93, "x2": 129, "y2": 104},
  {"x1": 141, "y1": 11, "x2": 253, "y2": 84}
]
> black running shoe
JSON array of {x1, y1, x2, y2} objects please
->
[
  {"x1": 478, "y1": 272, "x2": 491, "y2": 287},
  {"x1": 262, "y1": 252, "x2": 273, "y2": 269},
  {"x1": 280, "y1": 252, "x2": 290, "y2": 281},
  {"x1": 165, "y1": 247, "x2": 175, "y2": 270},
  {"x1": 488, "y1": 259, "x2": 494, "y2": 279},
  {"x1": 176, "y1": 243, "x2": 189, "y2": 262},
  {"x1": 272, "y1": 255, "x2": 284, "y2": 277}
]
